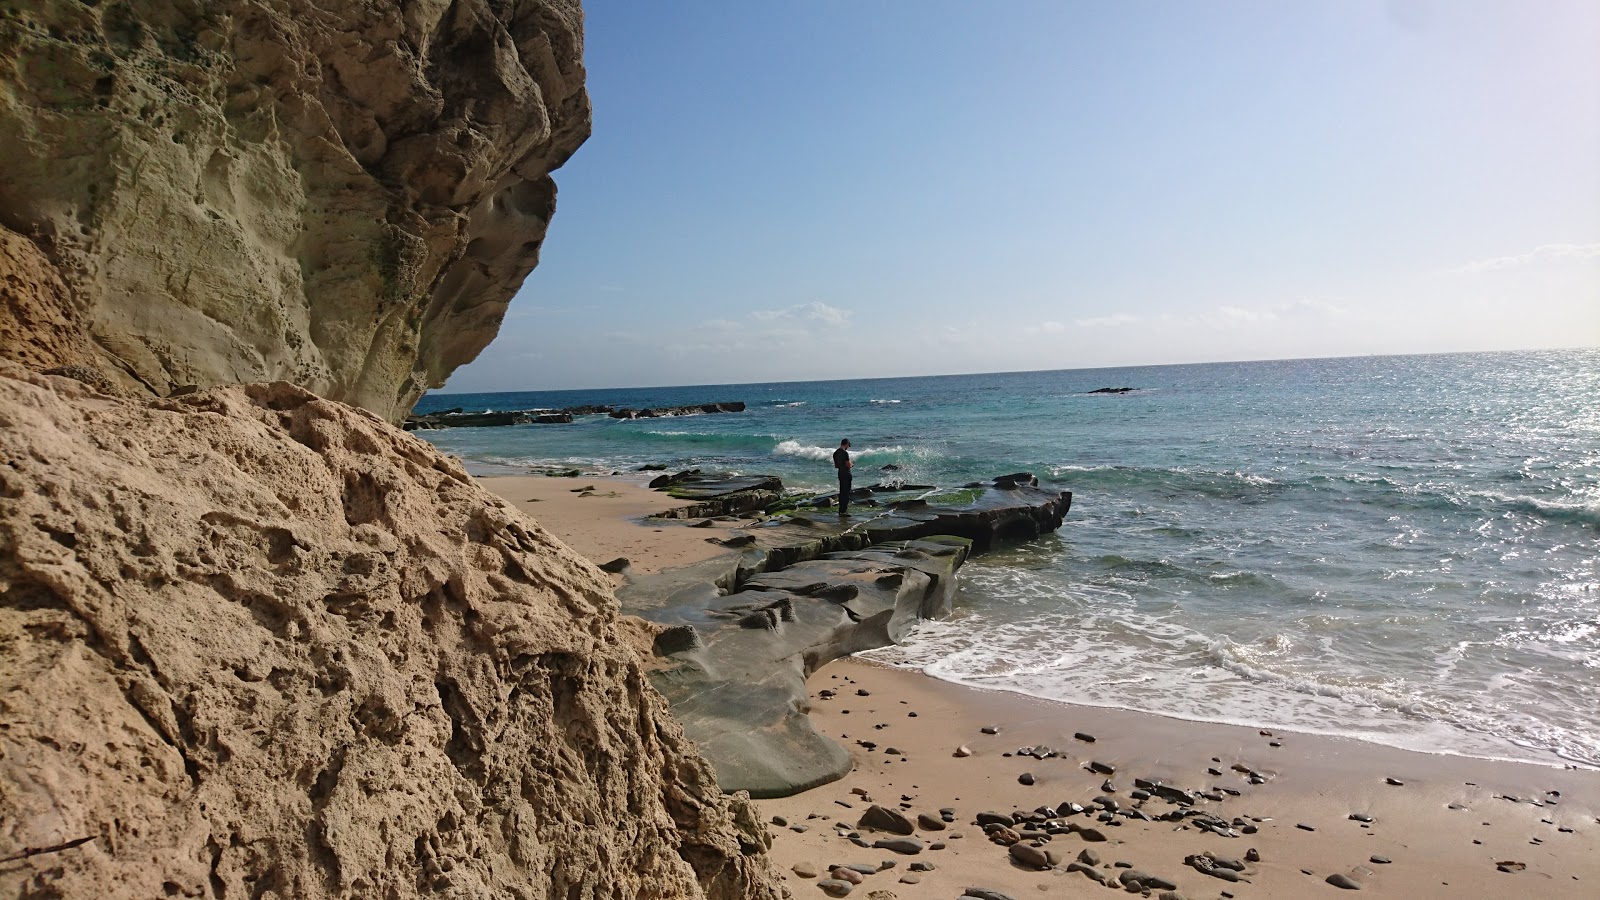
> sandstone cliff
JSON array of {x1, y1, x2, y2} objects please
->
[
  {"x1": 0, "y1": 365, "x2": 788, "y2": 899},
  {"x1": 0, "y1": 0, "x2": 590, "y2": 421}
]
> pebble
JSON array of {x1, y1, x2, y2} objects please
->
[
  {"x1": 1348, "y1": 813, "x2": 1374, "y2": 823},
  {"x1": 830, "y1": 868, "x2": 864, "y2": 885},
  {"x1": 897, "y1": 875, "x2": 920, "y2": 885},
  {"x1": 872, "y1": 838, "x2": 924, "y2": 854},
  {"x1": 1017, "y1": 772, "x2": 1035, "y2": 786},
  {"x1": 953, "y1": 745, "x2": 972, "y2": 757},
  {"x1": 817, "y1": 878, "x2": 854, "y2": 896},
  {"x1": 1369, "y1": 856, "x2": 1391, "y2": 865},
  {"x1": 915, "y1": 812, "x2": 944, "y2": 831},
  {"x1": 1074, "y1": 732, "x2": 1097, "y2": 743},
  {"x1": 1386, "y1": 777, "x2": 1404, "y2": 786},
  {"x1": 1089, "y1": 760, "x2": 1116, "y2": 775},
  {"x1": 858, "y1": 805, "x2": 914, "y2": 836},
  {"x1": 792, "y1": 862, "x2": 819, "y2": 878},
  {"x1": 1066, "y1": 862, "x2": 1108, "y2": 885},
  {"x1": 791, "y1": 824, "x2": 809, "y2": 833},
  {"x1": 980, "y1": 725, "x2": 1001, "y2": 735},
  {"x1": 1245, "y1": 849, "x2": 1261, "y2": 863},
  {"x1": 1296, "y1": 823, "x2": 1316, "y2": 832},
  {"x1": 1102, "y1": 779, "x2": 1117, "y2": 793},
  {"x1": 1009, "y1": 843, "x2": 1051, "y2": 869},
  {"x1": 1325, "y1": 873, "x2": 1362, "y2": 890},
  {"x1": 960, "y1": 890, "x2": 1018, "y2": 900}
]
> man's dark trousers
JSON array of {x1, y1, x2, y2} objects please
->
[{"x1": 838, "y1": 471, "x2": 851, "y2": 515}]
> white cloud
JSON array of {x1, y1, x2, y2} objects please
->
[
  {"x1": 1198, "y1": 299, "x2": 1349, "y2": 329},
  {"x1": 1449, "y1": 242, "x2": 1600, "y2": 275},
  {"x1": 751, "y1": 301, "x2": 852, "y2": 325},
  {"x1": 1074, "y1": 313, "x2": 1141, "y2": 328},
  {"x1": 1023, "y1": 320, "x2": 1067, "y2": 334}
]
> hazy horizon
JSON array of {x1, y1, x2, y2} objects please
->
[
  {"x1": 440, "y1": 0, "x2": 1600, "y2": 393},
  {"x1": 423, "y1": 345, "x2": 1594, "y2": 396}
]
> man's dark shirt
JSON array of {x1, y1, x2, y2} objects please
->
[{"x1": 833, "y1": 446, "x2": 850, "y2": 473}]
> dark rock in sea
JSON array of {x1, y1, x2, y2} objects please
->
[
  {"x1": 638, "y1": 463, "x2": 668, "y2": 471},
  {"x1": 859, "y1": 805, "x2": 915, "y2": 835},
  {"x1": 1087, "y1": 387, "x2": 1138, "y2": 394},
  {"x1": 533, "y1": 412, "x2": 573, "y2": 424},
  {"x1": 610, "y1": 401, "x2": 746, "y2": 419}
]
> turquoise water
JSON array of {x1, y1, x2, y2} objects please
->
[{"x1": 415, "y1": 349, "x2": 1600, "y2": 766}]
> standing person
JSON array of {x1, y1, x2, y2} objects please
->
[{"x1": 833, "y1": 438, "x2": 853, "y2": 516}]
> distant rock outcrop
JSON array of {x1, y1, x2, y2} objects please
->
[
  {"x1": 0, "y1": 365, "x2": 787, "y2": 899},
  {"x1": 0, "y1": 0, "x2": 591, "y2": 421}
]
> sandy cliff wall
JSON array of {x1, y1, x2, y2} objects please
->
[
  {"x1": 0, "y1": 365, "x2": 788, "y2": 899},
  {"x1": 0, "y1": 0, "x2": 590, "y2": 421}
]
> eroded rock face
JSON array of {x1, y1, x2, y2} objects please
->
[
  {"x1": 0, "y1": 365, "x2": 786, "y2": 899},
  {"x1": 0, "y1": 0, "x2": 591, "y2": 421}
]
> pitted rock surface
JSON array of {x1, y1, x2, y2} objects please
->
[{"x1": 0, "y1": 365, "x2": 786, "y2": 899}]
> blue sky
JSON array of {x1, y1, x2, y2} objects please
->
[{"x1": 441, "y1": 0, "x2": 1600, "y2": 392}]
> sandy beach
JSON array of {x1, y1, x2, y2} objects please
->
[
  {"x1": 479, "y1": 473, "x2": 1600, "y2": 899},
  {"x1": 481, "y1": 472, "x2": 734, "y2": 578}
]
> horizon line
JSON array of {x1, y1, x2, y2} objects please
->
[{"x1": 423, "y1": 344, "x2": 1597, "y2": 397}]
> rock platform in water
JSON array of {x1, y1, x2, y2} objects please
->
[{"x1": 619, "y1": 472, "x2": 1072, "y2": 797}]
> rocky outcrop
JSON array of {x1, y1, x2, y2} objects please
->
[
  {"x1": 0, "y1": 365, "x2": 787, "y2": 899},
  {"x1": 619, "y1": 476, "x2": 1072, "y2": 797},
  {"x1": 638, "y1": 538, "x2": 971, "y2": 799},
  {"x1": 649, "y1": 472, "x2": 786, "y2": 519},
  {"x1": 0, "y1": 0, "x2": 591, "y2": 421}
]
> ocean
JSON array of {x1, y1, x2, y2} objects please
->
[{"x1": 413, "y1": 349, "x2": 1600, "y2": 768}]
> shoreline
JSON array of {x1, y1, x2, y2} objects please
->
[{"x1": 475, "y1": 472, "x2": 1599, "y2": 897}]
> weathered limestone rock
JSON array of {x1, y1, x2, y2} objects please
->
[
  {"x1": 0, "y1": 366, "x2": 787, "y2": 899},
  {"x1": 0, "y1": 0, "x2": 591, "y2": 421}
]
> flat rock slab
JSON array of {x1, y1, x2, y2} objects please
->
[
  {"x1": 650, "y1": 472, "x2": 784, "y2": 518},
  {"x1": 637, "y1": 537, "x2": 969, "y2": 798}
]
